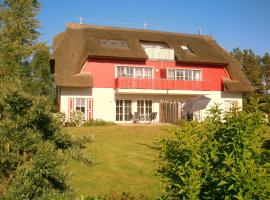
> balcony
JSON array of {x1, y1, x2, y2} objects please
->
[
  {"x1": 115, "y1": 77, "x2": 212, "y2": 91},
  {"x1": 143, "y1": 47, "x2": 175, "y2": 60}
]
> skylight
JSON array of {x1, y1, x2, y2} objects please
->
[
  {"x1": 101, "y1": 39, "x2": 129, "y2": 49},
  {"x1": 180, "y1": 45, "x2": 194, "y2": 55}
]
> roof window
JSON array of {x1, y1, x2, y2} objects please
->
[
  {"x1": 180, "y1": 45, "x2": 194, "y2": 55},
  {"x1": 101, "y1": 39, "x2": 129, "y2": 49}
]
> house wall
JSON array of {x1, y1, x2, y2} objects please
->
[
  {"x1": 82, "y1": 58, "x2": 228, "y2": 91},
  {"x1": 59, "y1": 87, "x2": 242, "y2": 122}
]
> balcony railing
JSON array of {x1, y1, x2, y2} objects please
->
[
  {"x1": 143, "y1": 47, "x2": 175, "y2": 60},
  {"x1": 115, "y1": 77, "x2": 212, "y2": 91}
]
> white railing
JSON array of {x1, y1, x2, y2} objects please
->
[{"x1": 143, "y1": 47, "x2": 175, "y2": 60}]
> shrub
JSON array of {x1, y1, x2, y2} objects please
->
[
  {"x1": 84, "y1": 119, "x2": 116, "y2": 127},
  {"x1": 53, "y1": 112, "x2": 66, "y2": 126},
  {"x1": 158, "y1": 106, "x2": 270, "y2": 199},
  {"x1": 70, "y1": 110, "x2": 85, "y2": 127}
]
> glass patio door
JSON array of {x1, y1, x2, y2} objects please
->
[
  {"x1": 137, "y1": 100, "x2": 152, "y2": 120},
  {"x1": 116, "y1": 100, "x2": 132, "y2": 121}
]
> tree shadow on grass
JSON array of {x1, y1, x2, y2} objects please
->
[{"x1": 136, "y1": 142, "x2": 162, "y2": 151}]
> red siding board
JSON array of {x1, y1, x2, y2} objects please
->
[{"x1": 82, "y1": 58, "x2": 228, "y2": 91}]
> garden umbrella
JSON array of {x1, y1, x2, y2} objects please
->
[{"x1": 182, "y1": 95, "x2": 211, "y2": 113}]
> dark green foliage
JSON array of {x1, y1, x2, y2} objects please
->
[
  {"x1": 261, "y1": 53, "x2": 270, "y2": 90},
  {"x1": 158, "y1": 107, "x2": 270, "y2": 199},
  {"x1": 24, "y1": 45, "x2": 55, "y2": 99},
  {"x1": 0, "y1": 0, "x2": 40, "y2": 78},
  {"x1": 0, "y1": 90, "x2": 72, "y2": 198},
  {"x1": 231, "y1": 48, "x2": 262, "y2": 89}
]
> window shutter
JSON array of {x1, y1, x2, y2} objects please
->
[
  {"x1": 68, "y1": 98, "x2": 74, "y2": 121},
  {"x1": 87, "y1": 98, "x2": 93, "y2": 120}
]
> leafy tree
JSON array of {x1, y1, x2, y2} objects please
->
[
  {"x1": 261, "y1": 53, "x2": 270, "y2": 90},
  {"x1": 231, "y1": 47, "x2": 243, "y2": 64},
  {"x1": 158, "y1": 106, "x2": 270, "y2": 199},
  {"x1": 0, "y1": 1, "x2": 93, "y2": 199},
  {"x1": 231, "y1": 48, "x2": 262, "y2": 89},
  {"x1": 0, "y1": 90, "x2": 67, "y2": 198},
  {"x1": 24, "y1": 45, "x2": 55, "y2": 100},
  {"x1": 0, "y1": 0, "x2": 40, "y2": 79},
  {"x1": 0, "y1": 89, "x2": 93, "y2": 199}
]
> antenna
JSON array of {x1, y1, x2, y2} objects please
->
[
  {"x1": 143, "y1": 21, "x2": 147, "y2": 30},
  {"x1": 198, "y1": 28, "x2": 202, "y2": 35}
]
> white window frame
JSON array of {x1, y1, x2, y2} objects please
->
[
  {"x1": 167, "y1": 68, "x2": 202, "y2": 81},
  {"x1": 115, "y1": 65, "x2": 154, "y2": 79},
  {"x1": 116, "y1": 100, "x2": 132, "y2": 121},
  {"x1": 137, "y1": 100, "x2": 153, "y2": 119},
  {"x1": 75, "y1": 98, "x2": 86, "y2": 113},
  {"x1": 224, "y1": 100, "x2": 239, "y2": 112}
]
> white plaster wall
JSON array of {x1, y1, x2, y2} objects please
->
[
  {"x1": 202, "y1": 91, "x2": 242, "y2": 119},
  {"x1": 60, "y1": 87, "x2": 242, "y2": 122},
  {"x1": 60, "y1": 87, "x2": 92, "y2": 119},
  {"x1": 91, "y1": 88, "x2": 115, "y2": 121},
  {"x1": 60, "y1": 87, "x2": 115, "y2": 121}
]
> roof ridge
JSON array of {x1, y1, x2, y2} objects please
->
[{"x1": 66, "y1": 22, "x2": 213, "y2": 40}]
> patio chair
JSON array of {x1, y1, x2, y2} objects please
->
[
  {"x1": 150, "y1": 112, "x2": 158, "y2": 122},
  {"x1": 131, "y1": 112, "x2": 140, "y2": 123}
]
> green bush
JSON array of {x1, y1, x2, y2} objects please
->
[
  {"x1": 84, "y1": 119, "x2": 116, "y2": 127},
  {"x1": 158, "y1": 106, "x2": 270, "y2": 199},
  {"x1": 0, "y1": 90, "x2": 93, "y2": 199},
  {"x1": 53, "y1": 112, "x2": 66, "y2": 126},
  {"x1": 70, "y1": 110, "x2": 85, "y2": 127}
]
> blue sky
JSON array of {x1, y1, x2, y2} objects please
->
[{"x1": 38, "y1": 0, "x2": 270, "y2": 55}]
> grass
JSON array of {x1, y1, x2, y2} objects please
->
[{"x1": 64, "y1": 125, "x2": 171, "y2": 198}]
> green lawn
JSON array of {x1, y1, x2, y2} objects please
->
[{"x1": 64, "y1": 125, "x2": 171, "y2": 198}]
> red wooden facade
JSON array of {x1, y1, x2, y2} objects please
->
[{"x1": 82, "y1": 58, "x2": 228, "y2": 91}]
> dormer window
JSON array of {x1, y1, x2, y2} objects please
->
[
  {"x1": 180, "y1": 45, "x2": 195, "y2": 55},
  {"x1": 141, "y1": 42, "x2": 168, "y2": 49},
  {"x1": 140, "y1": 41, "x2": 174, "y2": 60},
  {"x1": 101, "y1": 39, "x2": 129, "y2": 49}
]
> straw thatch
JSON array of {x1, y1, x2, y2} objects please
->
[{"x1": 51, "y1": 23, "x2": 253, "y2": 91}]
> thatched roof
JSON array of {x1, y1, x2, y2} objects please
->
[{"x1": 51, "y1": 23, "x2": 253, "y2": 91}]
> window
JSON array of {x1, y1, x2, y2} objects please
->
[
  {"x1": 224, "y1": 100, "x2": 239, "y2": 112},
  {"x1": 116, "y1": 100, "x2": 132, "y2": 121},
  {"x1": 180, "y1": 45, "x2": 194, "y2": 54},
  {"x1": 141, "y1": 42, "x2": 168, "y2": 49},
  {"x1": 137, "y1": 100, "x2": 152, "y2": 119},
  {"x1": 116, "y1": 66, "x2": 153, "y2": 79},
  {"x1": 167, "y1": 69, "x2": 202, "y2": 80},
  {"x1": 76, "y1": 98, "x2": 85, "y2": 113},
  {"x1": 126, "y1": 67, "x2": 134, "y2": 78},
  {"x1": 144, "y1": 68, "x2": 152, "y2": 78},
  {"x1": 135, "y1": 68, "x2": 143, "y2": 78},
  {"x1": 117, "y1": 66, "x2": 125, "y2": 77},
  {"x1": 101, "y1": 39, "x2": 129, "y2": 49}
]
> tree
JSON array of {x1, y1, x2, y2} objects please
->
[
  {"x1": 231, "y1": 48, "x2": 262, "y2": 89},
  {"x1": 158, "y1": 106, "x2": 270, "y2": 199},
  {"x1": 0, "y1": 90, "x2": 69, "y2": 199},
  {"x1": 0, "y1": 0, "x2": 40, "y2": 80},
  {"x1": 23, "y1": 45, "x2": 55, "y2": 100},
  {"x1": 261, "y1": 53, "x2": 270, "y2": 90},
  {"x1": 231, "y1": 47, "x2": 243, "y2": 64},
  {"x1": 0, "y1": 1, "x2": 92, "y2": 199}
]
